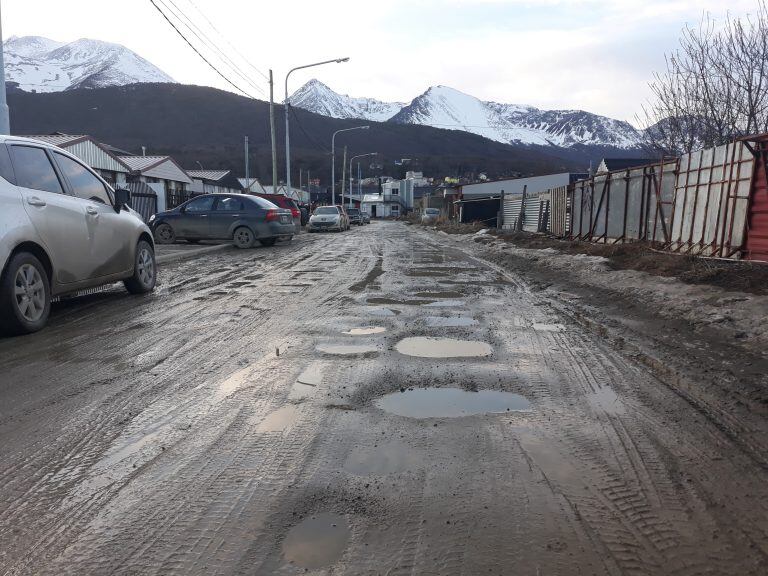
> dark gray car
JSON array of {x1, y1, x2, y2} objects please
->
[{"x1": 150, "y1": 194, "x2": 295, "y2": 248}]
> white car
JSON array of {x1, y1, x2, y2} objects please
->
[
  {"x1": 421, "y1": 207, "x2": 440, "y2": 224},
  {"x1": 308, "y1": 206, "x2": 349, "y2": 232}
]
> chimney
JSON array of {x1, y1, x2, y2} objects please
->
[{"x1": 141, "y1": 146, "x2": 146, "y2": 157}]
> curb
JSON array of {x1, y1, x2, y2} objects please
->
[{"x1": 156, "y1": 243, "x2": 232, "y2": 265}]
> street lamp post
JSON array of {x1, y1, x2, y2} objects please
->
[
  {"x1": 285, "y1": 57, "x2": 349, "y2": 202},
  {"x1": 331, "y1": 126, "x2": 369, "y2": 205},
  {"x1": 348, "y1": 152, "x2": 377, "y2": 208}
]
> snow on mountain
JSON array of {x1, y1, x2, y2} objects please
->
[
  {"x1": 292, "y1": 81, "x2": 642, "y2": 150},
  {"x1": 289, "y1": 79, "x2": 404, "y2": 122},
  {"x1": 4, "y1": 36, "x2": 175, "y2": 92}
]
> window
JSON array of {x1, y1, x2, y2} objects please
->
[
  {"x1": 10, "y1": 146, "x2": 63, "y2": 194},
  {"x1": 391, "y1": 204, "x2": 400, "y2": 213},
  {"x1": 314, "y1": 206, "x2": 339, "y2": 215},
  {"x1": 54, "y1": 152, "x2": 112, "y2": 204},
  {"x1": 184, "y1": 196, "x2": 215, "y2": 212},
  {"x1": 215, "y1": 196, "x2": 244, "y2": 211},
  {"x1": 0, "y1": 145, "x2": 16, "y2": 184},
  {"x1": 248, "y1": 196, "x2": 279, "y2": 210}
]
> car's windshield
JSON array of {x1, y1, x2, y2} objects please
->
[
  {"x1": 314, "y1": 207, "x2": 338, "y2": 215},
  {"x1": 426, "y1": 208, "x2": 440, "y2": 214}
]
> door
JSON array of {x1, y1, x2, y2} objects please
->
[
  {"x1": 10, "y1": 145, "x2": 93, "y2": 285},
  {"x1": 210, "y1": 195, "x2": 246, "y2": 238},
  {"x1": 178, "y1": 196, "x2": 215, "y2": 238},
  {"x1": 52, "y1": 151, "x2": 133, "y2": 277}
]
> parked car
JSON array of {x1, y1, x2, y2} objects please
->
[
  {"x1": 0, "y1": 136, "x2": 156, "y2": 335},
  {"x1": 252, "y1": 193, "x2": 302, "y2": 234},
  {"x1": 361, "y1": 211, "x2": 371, "y2": 224},
  {"x1": 421, "y1": 207, "x2": 441, "y2": 224},
  {"x1": 150, "y1": 194, "x2": 294, "y2": 248},
  {"x1": 308, "y1": 205, "x2": 349, "y2": 232},
  {"x1": 346, "y1": 207, "x2": 363, "y2": 226}
]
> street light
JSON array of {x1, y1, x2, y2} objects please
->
[
  {"x1": 331, "y1": 125, "x2": 369, "y2": 204},
  {"x1": 195, "y1": 161, "x2": 204, "y2": 170},
  {"x1": 284, "y1": 57, "x2": 349, "y2": 200},
  {"x1": 348, "y1": 152, "x2": 377, "y2": 208}
]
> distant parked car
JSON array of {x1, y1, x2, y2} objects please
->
[
  {"x1": 150, "y1": 193, "x2": 294, "y2": 248},
  {"x1": 421, "y1": 207, "x2": 441, "y2": 224},
  {"x1": 308, "y1": 205, "x2": 349, "y2": 232},
  {"x1": 0, "y1": 136, "x2": 156, "y2": 335},
  {"x1": 252, "y1": 193, "x2": 302, "y2": 234},
  {"x1": 361, "y1": 211, "x2": 371, "y2": 224},
  {"x1": 346, "y1": 207, "x2": 363, "y2": 226}
]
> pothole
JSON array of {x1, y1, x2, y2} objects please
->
[
  {"x1": 368, "y1": 307, "x2": 399, "y2": 317},
  {"x1": 343, "y1": 327, "x2": 387, "y2": 335},
  {"x1": 424, "y1": 316, "x2": 478, "y2": 328},
  {"x1": 395, "y1": 337, "x2": 492, "y2": 358},
  {"x1": 376, "y1": 388, "x2": 531, "y2": 418},
  {"x1": 257, "y1": 405, "x2": 299, "y2": 432},
  {"x1": 297, "y1": 364, "x2": 323, "y2": 386},
  {"x1": 415, "y1": 290, "x2": 464, "y2": 299},
  {"x1": 367, "y1": 297, "x2": 433, "y2": 306},
  {"x1": 316, "y1": 344, "x2": 379, "y2": 356},
  {"x1": 422, "y1": 300, "x2": 466, "y2": 308},
  {"x1": 283, "y1": 513, "x2": 350, "y2": 569},
  {"x1": 344, "y1": 441, "x2": 422, "y2": 475}
]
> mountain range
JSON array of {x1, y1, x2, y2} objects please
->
[
  {"x1": 3, "y1": 35, "x2": 175, "y2": 92},
  {"x1": 290, "y1": 80, "x2": 643, "y2": 150}
]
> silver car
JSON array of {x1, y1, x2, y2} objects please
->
[
  {"x1": 421, "y1": 207, "x2": 441, "y2": 224},
  {"x1": 308, "y1": 206, "x2": 349, "y2": 232},
  {"x1": 0, "y1": 136, "x2": 156, "y2": 335}
]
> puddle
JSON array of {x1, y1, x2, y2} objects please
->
[
  {"x1": 343, "y1": 327, "x2": 387, "y2": 336},
  {"x1": 415, "y1": 290, "x2": 463, "y2": 299},
  {"x1": 316, "y1": 344, "x2": 379, "y2": 356},
  {"x1": 344, "y1": 441, "x2": 422, "y2": 475},
  {"x1": 368, "y1": 297, "x2": 434, "y2": 306},
  {"x1": 376, "y1": 388, "x2": 531, "y2": 418},
  {"x1": 213, "y1": 366, "x2": 253, "y2": 402},
  {"x1": 587, "y1": 386, "x2": 625, "y2": 415},
  {"x1": 257, "y1": 405, "x2": 299, "y2": 432},
  {"x1": 283, "y1": 513, "x2": 350, "y2": 569},
  {"x1": 297, "y1": 364, "x2": 323, "y2": 386},
  {"x1": 424, "y1": 316, "x2": 478, "y2": 328},
  {"x1": 368, "y1": 307, "x2": 399, "y2": 317},
  {"x1": 395, "y1": 337, "x2": 492, "y2": 358},
  {"x1": 533, "y1": 323, "x2": 566, "y2": 332},
  {"x1": 422, "y1": 300, "x2": 466, "y2": 308}
]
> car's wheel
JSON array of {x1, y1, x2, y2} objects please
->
[
  {"x1": 233, "y1": 226, "x2": 255, "y2": 249},
  {"x1": 259, "y1": 237, "x2": 277, "y2": 247},
  {"x1": 0, "y1": 252, "x2": 51, "y2": 335},
  {"x1": 124, "y1": 240, "x2": 157, "y2": 294},
  {"x1": 154, "y1": 223, "x2": 175, "y2": 244}
]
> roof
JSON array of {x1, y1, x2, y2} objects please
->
[
  {"x1": 598, "y1": 158, "x2": 657, "y2": 172},
  {"x1": 238, "y1": 178, "x2": 267, "y2": 193},
  {"x1": 23, "y1": 133, "x2": 87, "y2": 147},
  {"x1": 120, "y1": 155, "x2": 173, "y2": 171},
  {"x1": 120, "y1": 155, "x2": 193, "y2": 184},
  {"x1": 186, "y1": 169, "x2": 231, "y2": 181}
]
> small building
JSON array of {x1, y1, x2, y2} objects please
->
[
  {"x1": 596, "y1": 158, "x2": 657, "y2": 174},
  {"x1": 459, "y1": 173, "x2": 587, "y2": 199},
  {"x1": 262, "y1": 185, "x2": 310, "y2": 204},
  {"x1": 238, "y1": 178, "x2": 268, "y2": 195},
  {"x1": 24, "y1": 133, "x2": 131, "y2": 185},
  {"x1": 120, "y1": 155, "x2": 193, "y2": 210},
  {"x1": 187, "y1": 169, "x2": 243, "y2": 195}
]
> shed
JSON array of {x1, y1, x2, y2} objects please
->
[
  {"x1": 120, "y1": 155, "x2": 192, "y2": 210},
  {"x1": 187, "y1": 169, "x2": 243, "y2": 195}
]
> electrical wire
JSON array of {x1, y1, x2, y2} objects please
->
[
  {"x1": 289, "y1": 104, "x2": 331, "y2": 154},
  {"x1": 159, "y1": 0, "x2": 267, "y2": 97},
  {"x1": 149, "y1": 0, "x2": 259, "y2": 99}
]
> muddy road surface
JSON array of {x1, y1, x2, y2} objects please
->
[{"x1": 1, "y1": 221, "x2": 767, "y2": 575}]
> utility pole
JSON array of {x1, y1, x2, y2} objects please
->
[
  {"x1": 0, "y1": 2, "x2": 9, "y2": 135},
  {"x1": 244, "y1": 136, "x2": 250, "y2": 191},
  {"x1": 341, "y1": 146, "x2": 347, "y2": 207},
  {"x1": 269, "y1": 69, "x2": 278, "y2": 192}
]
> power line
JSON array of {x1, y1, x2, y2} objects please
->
[
  {"x1": 183, "y1": 0, "x2": 270, "y2": 83},
  {"x1": 159, "y1": 0, "x2": 266, "y2": 97},
  {"x1": 149, "y1": 0, "x2": 259, "y2": 99},
  {"x1": 289, "y1": 104, "x2": 331, "y2": 154}
]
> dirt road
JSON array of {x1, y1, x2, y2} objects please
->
[{"x1": 1, "y1": 221, "x2": 766, "y2": 575}]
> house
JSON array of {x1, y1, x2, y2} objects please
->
[
  {"x1": 24, "y1": 133, "x2": 131, "y2": 185},
  {"x1": 262, "y1": 185, "x2": 310, "y2": 204},
  {"x1": 119, "y1": 155, "x2": 193, "y2": 210},
  {"x1": 187, "y1": 169, "x2": 243, "y2": 195},
  {"x1": 596, "y1": 158, "x2": 657, "y2": 174}
]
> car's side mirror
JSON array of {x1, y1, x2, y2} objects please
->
[{"x1": 114, "y1": 188, "x2": 131, "y2": 212}]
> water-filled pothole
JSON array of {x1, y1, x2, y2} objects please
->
[
  {"x1": 343, "y1": 327, "x2": 387, "y2": 335},
  {"x1": 424, "y1": 316, "x2": 478, "y2": 328},
  {"x1": 423, "y1": 300, "x2": 466, "y2": 308},
  {"x1": 376, "y1": 388, "x2": 531, "y2": 418},
  {"x1": 368, "y1": 307, "x2": 399, "y2": 317},
  {"x1": 283, "y1": 513, "x2": 350, "y2": 569},
  {"x1": 257, "y1": 405, "x2": 299, "y2": 432},
  {"x1": 415, "y1": 290, "x2": 464, "y2": 299},
  {"x1": 367, "y1": 297, "x2": 434, "y2": 306},
  {"x1": 316, "y1": 344, "x2": 379, "y2": 356},
  {"x1": 395, "y1": 337, "x2": 492, "y2": 358}
]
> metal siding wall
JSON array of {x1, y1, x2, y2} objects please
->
[
  {"x1": 548, "y1": 186, "x2": 570, "y2": 237},
  {"x1": 502, "y1": 194, "x2": 524, "y2": 230},
  {"x1": 745, "y1": 142, "x2": 768, "y2": 260},
  {"x1": 144, "y1": 160, "x2": 192, "y2": 184},
  {"x1": 65, "y1": 141, "x2": 129, "y2": 174}
]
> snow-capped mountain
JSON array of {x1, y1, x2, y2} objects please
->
[
  {"x1": 291, "y1": 81, "x2": 642, "y2": 150},
  {"x1": 289, "y1": 79, "x2": 405, "y2": 122},
  {"x1": 4, "y1": 36, "x2": 175, "y2": 92}
]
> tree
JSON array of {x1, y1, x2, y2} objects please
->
[{"x1": 641, "y1": 3, "x2": 768, "y2": 155}]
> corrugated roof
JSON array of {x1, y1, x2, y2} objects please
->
[
  {"x1": 120, "y1": 155, "x2": 171, "y2": 171},
  {"x1": 187, "y1": 169, "x2": 230, "y2": 181},
  {"x1": 24, "y1": 134, "x2": 86, "y2": 146}
]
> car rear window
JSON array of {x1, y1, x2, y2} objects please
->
[
  {"x1": 248, "y1": 196, "x2": 279, "y2": 210},
  {"x1": 314, "y1": 207, "x2": 339, "y2": 215}
]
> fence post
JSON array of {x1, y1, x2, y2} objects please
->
[{"x1": 498, "y1": 190, "x2": 505, "y2": 229}]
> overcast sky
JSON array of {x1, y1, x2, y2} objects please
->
[{"x1": 2, "y1": 0, "x2": 759, "y2": 124}]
